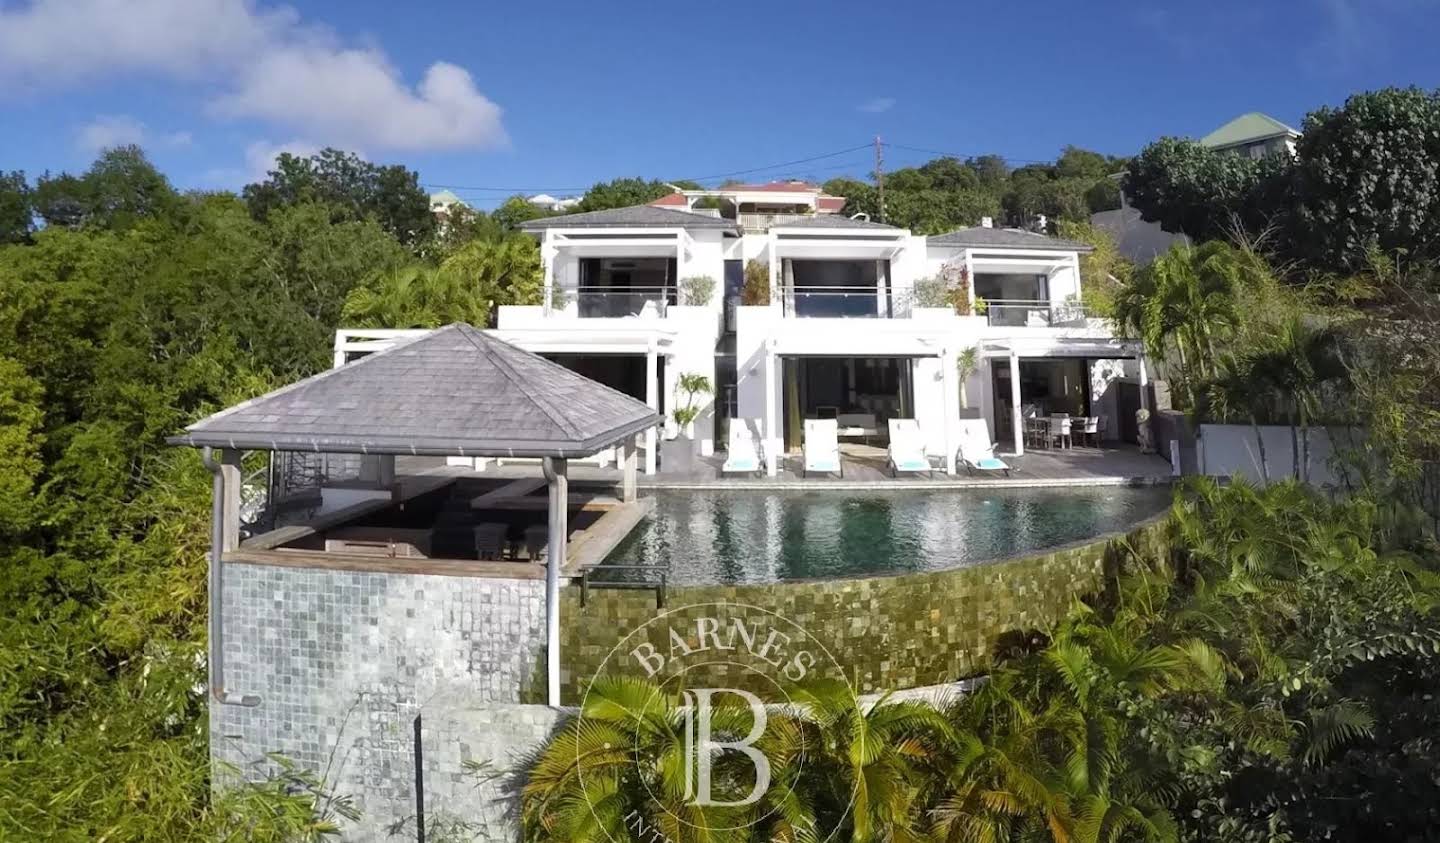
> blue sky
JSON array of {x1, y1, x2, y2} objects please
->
[{"x1": 2, "y1": 0, "x2": 1437, "y2": 208}]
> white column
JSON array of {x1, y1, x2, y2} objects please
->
[
  {"x1": 764, "y1": 347, "x2": 779, "y2": 477},
  {"x1": 542, "y1": 457, "x2": 568, "y2": 706},
  {"x1": 645, "y1": 347, "x2": 659, "y2": 475},
  {"x1": 376, "y1": 454, "x2": 395, "y2": 489},
  {"x1": 541, "y1": 230, "x2": 555, "y2": 314},
  {"x1": 942, "y1": 350, "x2": 958, "y2": 475},
  {"x1": 332, "y1": 333, "x2": 347, "y2": 369},
  {"x1": 1009, "y1": 351, "x2": 1024, "y2": 457},
  {"x1": 1137, "y1": 353, "x2": 1151, "y2": 414},
  {"x1": 621, "y1": 435, "x2": 638, "y2": 502}
]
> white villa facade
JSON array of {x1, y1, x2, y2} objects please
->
[{"x1": 338, "y1": 183, "x2": 1151, "y2": 476}]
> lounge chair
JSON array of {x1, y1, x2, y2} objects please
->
[
  {"x1": 803, "y1": 419, "x2": 842, "y2": 478},
  {"x1": 957, "y1": 419, "x2": 1011, "y2": 477},
  {"x1": 886, "y1": 419, "x2": 932, "y2": 477},
  {"x1": 722, "y1": 420, "x2": 764, "y2": 477}
]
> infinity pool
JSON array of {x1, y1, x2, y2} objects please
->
[{"x1": 599, "y1": 487, "x2": 1172, "y2": 585}]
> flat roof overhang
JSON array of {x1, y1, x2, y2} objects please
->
[{"x1": 981, "y1": 337, "x2": 1143, "y2": 359}]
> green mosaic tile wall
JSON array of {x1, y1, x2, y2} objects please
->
[{"x1": 559, "y1": 514, "x2": 1170, "y2": 702}]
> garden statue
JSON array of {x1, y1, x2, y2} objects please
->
[{"x1": 1136, "y1": 407, "x2": 1155, "y2": 454}]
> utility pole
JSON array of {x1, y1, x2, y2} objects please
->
[{"x1": 874, "y1": 135, "x2": 885, "y2": 224}]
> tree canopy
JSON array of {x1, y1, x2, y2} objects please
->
[
  {"x1": 1124, "y1": 86, "x2": 1440, "y2": 273},
  {"x1": 242, "y1": 147, "x2": 436, "y2": 249}
]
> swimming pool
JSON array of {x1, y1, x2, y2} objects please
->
[{"x1": 599, "y1": 487, "x2": 1173, "y2": 585}]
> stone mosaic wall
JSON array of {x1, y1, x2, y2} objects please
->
[
  {"x1": 213, "y1": 563, "x2": 550, "y2": 840},
  {"x1": 560, "y1": 513, "x2": 1170, "y2": 699},
  {"x1": 214, "y1": 514, "x2": 1168, "y2": 839}
]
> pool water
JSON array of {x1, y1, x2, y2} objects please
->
[{"x1": 599, "y1": 487, "x2": 1172, "y2": 585}]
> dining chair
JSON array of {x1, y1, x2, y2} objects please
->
[
  {"x1": 1049, "y1": 413, "x2": 1071, "y2": 449},
  {"x1": 1083, "y1": 416, "x2": 1099, "y2": 447}
]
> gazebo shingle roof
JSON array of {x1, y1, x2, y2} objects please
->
[{"x1": 170, "y1": 324, "x2": 660, "y2": 457}]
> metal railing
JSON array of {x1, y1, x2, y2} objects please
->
[
  {"x1": 554, "y1": 285, "x2": 676, "y2": 318},
  {"x1": 982, "y1": 299, "x2": 1092, "y2": 328}
]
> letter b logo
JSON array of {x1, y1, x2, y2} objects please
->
[{"x1": 681, "y1": 688, "x2": 770, "y2": 807}]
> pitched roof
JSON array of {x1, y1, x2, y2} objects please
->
[
  {"x1": 518, "y1": 204, "x2": 739, "y2": 232},
  {"x1": 927, "y1": 227, "x2": 1094, "y2": 252},
  {"x1": 1200, "y1": 112, "x2": 1299, "y2": 149},
  {"x1": 771, "y1": 214, "x2": 898, "y2": 230},
  {"x1": 650, "y1": 192, "x2": 689, "y2": 207},
  {"x1": 170, "y1": 325, "x2": 660, "y2": 457}
]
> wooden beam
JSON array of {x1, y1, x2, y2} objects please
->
[{"x1": 225, "y1": 548, "x2": 546, "y2": 580}]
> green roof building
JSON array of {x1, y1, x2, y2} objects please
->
[{"x1": 1200, "y1": 112, "x2": 1299, "y2": 159}]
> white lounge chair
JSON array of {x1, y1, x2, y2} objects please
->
[
  {"x1": 957, "y1": 419, "x2": 1011, "y2": 477},
  {"x1": 887, "y1": 419, "x2": 932, "y2": 477},
  {"x1": 803, "y1": 419, "x2": 842, "y2": 478},
  {"x1": 722, "y1": 420, "x2": 764, "y2": 477}
]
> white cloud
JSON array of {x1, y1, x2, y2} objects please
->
[
  {"x1": 858, "y1": 97, "x2": 896, "y2": 114},
  {"x1": 76, "y1": 114, "x2": 192, "y2": 155},
  {"x1": 213, "y1": 49, "x2": 506, "y2": 151},
  {"x1": 0, "y1": 0, "x2": 506, "y2": 152}
]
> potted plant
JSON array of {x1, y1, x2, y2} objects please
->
[
  {"x1": 661, "y1": 373, "x2": 712, "y2": 473},
  {"x1": 678, "y1": 275, "x2": 716, "y2": 307},
  {"x1": 740, "y1": 259, "x2": 770, "y2": 305}
]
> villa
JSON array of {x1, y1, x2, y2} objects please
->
[{"x1": 455, "y1": 182, "x2": 1149, "y2": 475}]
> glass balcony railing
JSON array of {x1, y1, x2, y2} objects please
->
[
  {"x1": 982, "y1": 299, "x2": 1092, "y2": 328},
  {"x1": 783, "y1": 286, "x2": 898, "y2": 319},
  {"x1": 554, "y1": 286, "x2": 676, "y2": 318}
]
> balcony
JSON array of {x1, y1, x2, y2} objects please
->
[
  {"x1": 556, "y1": 285, "x2": 676, "y2": 319},
  {"x1": 783, "y1": 286, "x2": 905, "y2": 319},
  {"x1": 982, "y1": 299, "x2": 1092, "y2": 328},
  {"x1": 738, "y1": 212, "x2": 816, "y2": 232}
]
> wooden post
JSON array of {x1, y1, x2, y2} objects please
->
[{"x1": 220, "y1": 449, "x2": 243, "y2": 552}]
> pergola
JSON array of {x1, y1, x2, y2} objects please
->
[
  {"x1": 169, "y1": 323, "x2": 660, "y2": 706},
  {"x1": 980, "y1": 336, "x2": 1149, "y2": 456}
]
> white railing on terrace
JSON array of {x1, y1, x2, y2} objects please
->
[
  {"x1": 738, "y1": 212, "x2": 817, "y2": 232},
  {"x1": 981, "y1": 299, "x2": 1092, "y2": 328},
  {"x1": 553, "y1": 285, "x2": 677, "y2": 318}
]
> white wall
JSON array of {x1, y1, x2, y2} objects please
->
[{"x1": 1197, "y1": 424, "x2": 1362, "y2": 487}]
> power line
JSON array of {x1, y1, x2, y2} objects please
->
[
  {"x1": 421, "y1": 142, "x2": 874, "y2": 196},
  {"x1": 882, "y1": 142, "x2": 1052, "y2": 166}
]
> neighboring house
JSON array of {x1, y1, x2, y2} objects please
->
[
  {"x1": 650, "y1": 180, "x2": 848, "y2": 233},
  {"x1": 527, "y1": 193, "x2": 582, "y2": 212},
  {"x1": 1199, "y1": 111, "x2": 1300, "y2": 160},
  {"x1": 429, "y1": 189, "x2": 467, "y2": 217}
]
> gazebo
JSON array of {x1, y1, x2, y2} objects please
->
[{"x1": 169, "y1": 323, "x2": 661, "y2": 706}]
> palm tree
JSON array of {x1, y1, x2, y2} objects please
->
[
  {"x1": 1208, "y1": 355, "x2": 1274, "y2": 484},
  {"x1": 438, "y1": 234, "x2": 543, "y2": 313},
  {"x1": 1114, "y1": 243, "x2": 1242, "y2": 409},
  {"x1": 957, "y1": 346, "x2": 979, "y2": 410},
  {"x1": 521, "y1": 676, "x2": 758, "y2": 842},
  {"x1": 340, "y1": 265, "x2": 490, "y2": 329},
  {"x1": 785, "y1": 681, "x2": 951, "y2": 842},
  {"x1": 1241, "y1": 319, "x2": 1345, "y2": 482}
]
